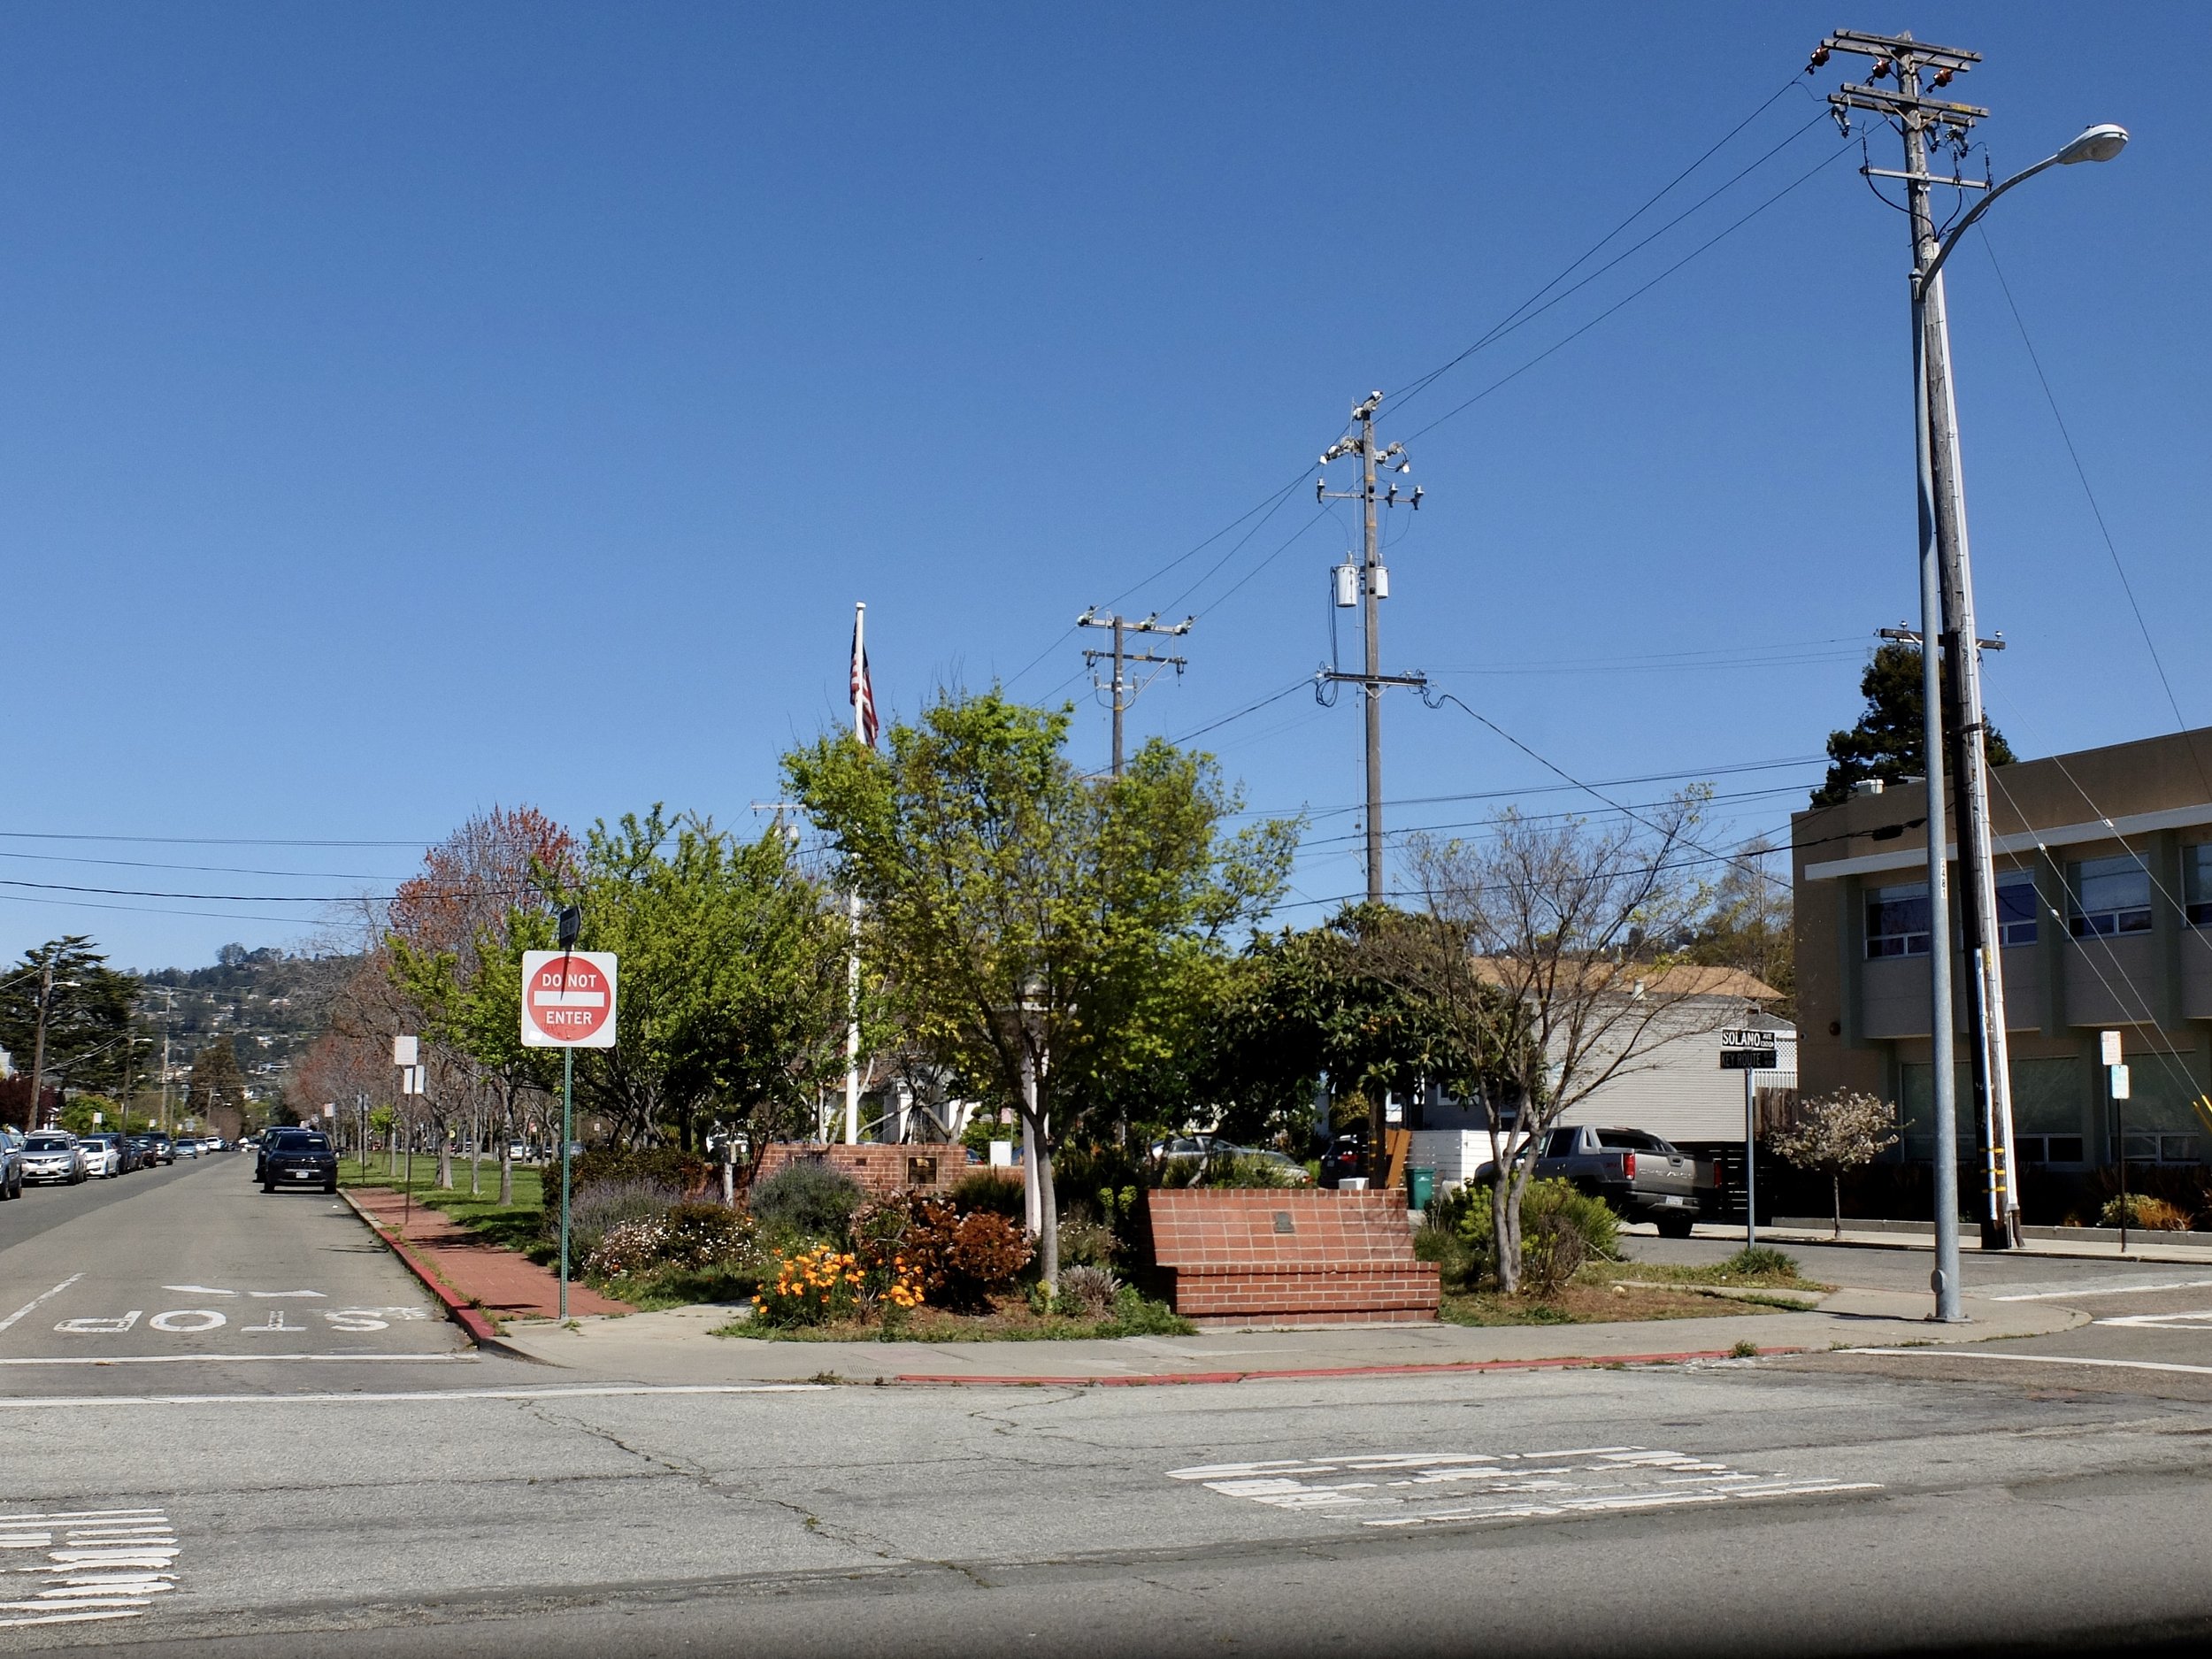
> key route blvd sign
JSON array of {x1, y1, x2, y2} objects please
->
[
  {"x1": 1718, "y1": 1027, "x2": 1778, "y2": 1071},
  {"x1": 521, "y1": 950, "x2": 619, "y2": 1048}
]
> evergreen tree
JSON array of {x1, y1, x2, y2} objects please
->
[
  {"x1": 1812, "y1": 642, "x2": 2015, "y2": 807},
  {"x1": 186, "y1": 1037, "x2": 249, "y2": 1136}
]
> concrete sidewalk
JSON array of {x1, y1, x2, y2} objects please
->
[
  {"x1": 348, "y1": 1187, "x2": 631, "y2": 1322},
  {"x1": 1747, "y1": 1220, "x2": 2212, "y2": 1264},
  {"x1": 487, "y1": 1286, "x2": 2085, "y2": 1386}
]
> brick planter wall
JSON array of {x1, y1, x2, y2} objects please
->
[
  {"x1": 1147, "y1": 1189, "x2": 1440, "y2": 1327},
  {"x1": 750, "y1": 1143, "x2": 999, "y2": 1197}
]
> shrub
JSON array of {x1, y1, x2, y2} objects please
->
[
  {"x1": 1719, "y1": 1246, "x2": 1801, "y2": 1279},
  {"x1": 1098, "y1": 1286, "x2": 1193, "y2": 1336},
  {"x1": 961, "y1": 1114, "x2": 1014, "y2": 1157},
  {"x1": 2101, "y1": 1192, "x2": 2192, "y2": 1232},
  {"x1": 585, "y1": 1217, "x2": 672, "y2": 1279},
  {"x1": 751, "y1": 1245, "x2": 866, "y2": 1327},
  {"x1": 572, "y1": 1147, "x2": 715, "y2": 1198},
  {"x1": 947, "y1": 1211, "x2": 1033, "y2": 1297},
  {"x1": 1056, "y1": 1211, "x2": 1118, "y2": 1268},
  {"x1": 554, "y1": 1178, "x2": 683, "y2": 1262},
  {"x1": 659, "y1": 1202, "x2": 757, "y2": 1269},
  {"x1": 949, "y1": 1170, "x2": 1025, "y2": 1221},
  {"x1": 1450, "y1": 1178, "x2": 1619, "y2": 1294},
  {"x1": 1057, "y1": 1264, "x2": 1121, "y2": 1320},
  {"x1": 852, "y1": 1190, "x2": 960, "y2": 1301},
  {"x1": 749, "y1": 1158, "x2": 866, "y2": 1242}
]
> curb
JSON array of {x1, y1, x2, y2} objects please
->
[
  {"x1": 890, "y1": 1346, "x2": 1809, "y2": 1387},
  {"x1": 336, "y1": 1187, "x2": 504, "y2": 1348}
]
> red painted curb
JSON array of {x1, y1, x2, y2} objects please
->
[
  {"x1": 892, "y1": 1347, "x2": 1808, "y2": 1387},
  {"x1": 338, "y1": 1189, "x2": 502, "y2": 1347}
]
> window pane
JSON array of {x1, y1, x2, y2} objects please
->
[
  {"x1": 1996, "y1": 877, "x2": 2039, "y2": 946},
  {"x1": 1867, "y1": 882, "x2": 1931, "y2": 957},
  {"x1": 2074, "y1": 855, "x2": 2150, "y2": 913}
]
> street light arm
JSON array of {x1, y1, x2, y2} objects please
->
[{"x1": 1920, "y1": 124, "x2": 2128, "y2": 290}]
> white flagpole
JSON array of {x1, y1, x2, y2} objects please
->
[{"x1": 844, "y1": 601, "x2": 864, "y2": 1146}]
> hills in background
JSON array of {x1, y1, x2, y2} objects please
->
[{"x1": 139, "y1": 946, "x2": 358, "y2": 1102}]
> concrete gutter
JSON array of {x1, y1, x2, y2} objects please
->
[{"x1": 337, "y1": 1187, "x2": 503, "y2": 1348}]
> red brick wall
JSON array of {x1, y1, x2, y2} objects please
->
[
  {"x1": 750, "y1": 1143, "x2": 1000, "y2": 1197},
  {"x1": 1147, "y1": 1189, "x2": 1439, "y2": 1325}
]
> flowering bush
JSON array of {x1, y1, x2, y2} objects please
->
[
  {"x1": 753, "y1": 1246, "x2": 866, "y2": 1326},
  {"x1": 584, "y1": 1217, "x2": 674, "y2": 1280}
]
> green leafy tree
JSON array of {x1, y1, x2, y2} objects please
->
[
  {"x1": 396, "y1": 808, "x2": 856, "y2": 1164},
  {"x1": 783, "y1": 688, "x2": 1296, "y2": 1295},
  {"x1": 1681, "y1": 836, "x2": 1794, "y2": 1015},
  {"x1": 1813, "y1": 642, "x2": 2015, "y2": 807},
  {"x1": 1199, "y1": 904, "x2": 1484, "y2": 1153}
]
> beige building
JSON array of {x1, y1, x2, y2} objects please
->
[{"x1": 1793, "y1": 726, "x2": 2212, "y2": 1181}]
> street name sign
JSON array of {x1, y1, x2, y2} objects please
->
[
  {"x1": 1719, "y1": 1027, "x2": 1779, "y2": 1070},
  {"x1": 522, "y1": 950, "x2": 619, "y2": 1048}
]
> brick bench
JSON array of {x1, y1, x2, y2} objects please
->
[{"x1": 1148, "y1": 1189, "x2": 1440, "y2": 1327}]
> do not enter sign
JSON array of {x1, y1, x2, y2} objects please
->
[{"x1": 521, "y1": 950, "x2": 619, "y2": 1048}]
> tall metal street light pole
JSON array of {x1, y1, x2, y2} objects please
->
[{"x1": 1816, "y1": 28, "x2": 2127, "y2": 1311}]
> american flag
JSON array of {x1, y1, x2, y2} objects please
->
[{"x1": 850, "y1": 613, "x2": 879, "y2": 748}]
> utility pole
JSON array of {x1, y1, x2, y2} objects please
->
[
  {"x1": 1817, "y1": 27, "x2": 2020, "y2": 1287},
  {"x1": 1317, "y1": 391, "x2": 1425, "y2": 905},
  {"x1": 1075, "y1": 610, "x2": 1192, "y2": 775},
  {"x1": 153, "y1": 988, "x2": 175, "y2": 1137}
]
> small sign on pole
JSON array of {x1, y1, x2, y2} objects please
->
[
  {"x1": 521, "y1": 951, "x2": 620, "y2": 1048},
  {"x1": 393, "y1": 1034, "x2": 419, "y2": 1068},
  {"x1": 2109, "y1": 1063, "x2": 2131, "y2": 1101},
  {"x1": 2100, "y1": 1029, "x2": 2124, "y2": 1067}
]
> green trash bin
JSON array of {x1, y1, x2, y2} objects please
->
[{"x1": 1408, "y1": 1165, "x2": 1437, "y2": 1211}]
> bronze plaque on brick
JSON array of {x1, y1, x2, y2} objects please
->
[
  {"x1": 1272, "y1": 1211, "x2": 1295, "y2": 1233},
  {"x1": 906, "y1": 1155, "x2": 939, "y2": 1187}
]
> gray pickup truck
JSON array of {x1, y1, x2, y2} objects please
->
[{"x1": 1529, "y1": 1125, "x2": 1709, "y2": 1238}]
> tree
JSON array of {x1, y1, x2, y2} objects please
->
[
  {"x1": 0, "y1": 937, "x2": 140, "y2": 1113},
  {"x1": 399, "y1": 807, "x2": 856, "y2": 1170},
  {"x1": 1368, "y1": 800, "x2": 1718, "y2": 1293},
  {"x1": 1682, "y1": 836, "x2": 1793, "y2": 1016},
  {"x1": 1770, "y1": 1088, "x2": 1899, "y2": 1239},
  {"x1": 784, "y1": 689, "x2": 1295, "y2": 1297},
  {"x1": 1200, "y1": 905, "x2": 1481, "y2": 1153},
  {"x1": 1813, "y1": 642, "x2": 2015, "y2": 807},
  {"x1": 186, "y1": 1037, "x2": 249, "y2": 1139}
]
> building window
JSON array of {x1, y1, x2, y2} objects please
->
[
  {"x1": 2187, "y1": 843, "x2": 2212, "y2": 927},
  {"x1": 1995, "y1": 873, "x2": 2038, "y2": 947},
  {"x1": 2070, "y1": 854, "x2": 2152, "y2": 938},
  {"x1": 1865, "y1": 883, "x2": 1931, "y2": 958}
]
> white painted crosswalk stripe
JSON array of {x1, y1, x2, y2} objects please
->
[{"x1": 0, "y1": 1507, "x2": 180, "y2": 1630}]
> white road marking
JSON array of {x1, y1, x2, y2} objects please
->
[
  {"x1": 1992, "y1": 1279, "x2": 2212, "y2": 1302},
  {"x1": 0, "y1": 1351, "x2": 472, "y2": 1368},
  {"x1": 0, "y1": 1276, "x2": 84, "y2": 1334},
  {"x1": 147, "y1": 1310, "x2": 227, "y2": 1333},
  {"x1": 2095, "y1": 1310, "x2": 2212, "y2": 1331},
  {"x1": 0, "y1": 1383, "x2": 826, "y2": 1409},
  {"x1": 54, "y1": 1313, "x2": 142, "y2": 1335},
  {"x1": 160, "y1": 1286, "x2": 236, "y2": 1297},
  {"x1": 1847, "y1": 1347, "x2": 2212, "y2": 1378},
  {"x1": 0, "y1": 1509, "x2": 177, "y2": 1631},
  {"x1": 1170, "y1": 1447, "x2": 1880, "y2": 1528}
]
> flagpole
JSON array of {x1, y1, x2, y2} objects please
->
[{"x1": 845, "y1": 601, "x2": 865, "y2": 1147}]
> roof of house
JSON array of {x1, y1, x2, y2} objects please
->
[{"x1": 1471, "y1": 959, "x2": 1782, "y2": 1002}]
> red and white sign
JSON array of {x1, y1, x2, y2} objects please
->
[{"x1": 521, "y1": 950, "x2": 619, "y2": 1049}]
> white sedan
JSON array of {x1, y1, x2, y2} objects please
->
[{"x1": 80, "y1": 1134, "x2": 124, "y2": 1178}]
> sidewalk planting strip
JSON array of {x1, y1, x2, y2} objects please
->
[{"x1": 890, "y1": 1346, "x2": 1811, "y2": 1386}]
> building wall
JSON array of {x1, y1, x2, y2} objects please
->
[{"x1": 1793, "y1": 725, "x2": 2212, "y2": 1171}]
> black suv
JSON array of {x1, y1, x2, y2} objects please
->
[{"x1": 260, "y1": 1129, "x2": 338, "y2": 1194}]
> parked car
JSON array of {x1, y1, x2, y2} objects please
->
[
  {"x1": 78, "y1": 1133, "x2": 127, "y2": 1179},
  {"x1": 0, "y1": 1126, "x2": 24, "y2": 1199},
  {"x1": 1509, "y1": 1125, "x2": 1711, "y2": 1239},
  {"x1": 138, "y1": 1133, "x2": 174, "y2": 1165},
  {"x1": 1317, "y1": 1134, "x2": 1366, "y2": 1188},
  {"x1": 260, "y1": 1128, "x2": 338, "y2": 1194},
  {"x1": 173, "y1": 1138, "x2": 198, "y2": 1159},
  {"x1": 21, "y1": 1132, "x2": 87, "y2": 1185}
]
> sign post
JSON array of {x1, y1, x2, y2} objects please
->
[
  {"x1": 1719, "y1": 1029, "x2": 1778, "y2": 1246},
  {"x1": 2102, "y1": 1030, "x2": 2129, "y2": 1254},
  {"x1": 522, "y1": 911, "x2": 614, "y2": 1320}
]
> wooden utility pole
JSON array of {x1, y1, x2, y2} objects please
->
[{"x1": 1076, "y1": 610, "x2": 1192, "y2": 775}]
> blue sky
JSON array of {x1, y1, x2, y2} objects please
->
[{"x1": 2, "y1": 2, "x2": 2205, "y2": 972}]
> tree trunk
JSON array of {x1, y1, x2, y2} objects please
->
[
  {"x1": 1493, "y1": 1162, "x2": 1525, "y2": 1294},
  {"x1": 435, "y1": 1113, "x2": 452, "y2": 1190},
  {"x1": 469, "y1": 1102, "x2": 482, "y2": 1197},
  {"x1": 1832, "y1": 1171, "x2": 1842, "y2": 1241},
  {"x1": 1033, "y1": 1122, "x2": 1059, "y2": 1302}
]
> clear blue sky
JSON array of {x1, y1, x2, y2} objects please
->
[{"x1": 3, "y1": 2, "x2": 2205, "y2": 972}]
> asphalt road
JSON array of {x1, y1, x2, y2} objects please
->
[{"x1": 6, "y1": 1169, "x2": 2212, "y2": 1655}]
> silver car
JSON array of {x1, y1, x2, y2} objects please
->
[
  {"x1": 0, "y1": 1127, "x2": 23, "y2": 1199},
  {"x1": 21, "y1": 1132, "x2": 86, "y2": 1185}
]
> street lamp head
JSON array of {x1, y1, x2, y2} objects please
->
[{"x1": 2056, "y1": 124, "x2": 2128, "y2": 165}]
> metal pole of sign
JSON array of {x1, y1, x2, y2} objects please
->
[
  {"x1": 559, "y1": 1047, "x2": 573, "y2": 1321},
  {"x1": 1744, "y1": 1063, "x2": 1758, "y2": 1249}
]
